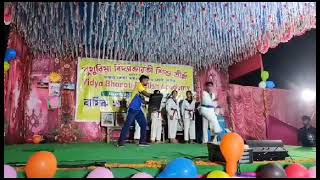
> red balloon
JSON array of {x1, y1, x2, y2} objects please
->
[{"x1": 285, "y1": 164, "x2": 309, "y2": 178}]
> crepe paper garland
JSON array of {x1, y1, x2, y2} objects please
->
[{"x1": 12, "y1": 2, "x2": 316, "y2": 70}]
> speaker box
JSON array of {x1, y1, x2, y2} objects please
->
[{"x1": 207, "y1": 143, "x2": 253, "y2": 164}]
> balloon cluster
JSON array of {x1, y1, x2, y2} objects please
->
[
  {"x1": 4, "y1": 49, "x2": 17, "y2": 74},
  {"x1": 3, "y1": 145, "x2": 316, "y2": 178},
  {"x1": 258, "y1": 71, "x2": 275, "y2": 89},
  {"x1": 256, "y1": 163, "x2": 315, "y2": 178}
]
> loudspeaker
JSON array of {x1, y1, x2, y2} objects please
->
[
  {"x1": 207, "y1": 143, "x2": 253, "y2": 164},
  {"x1": 246, "y1": 140, "x2": 289, "y2": 161}
]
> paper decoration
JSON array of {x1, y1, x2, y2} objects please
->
[
  {"x1": 48, "y1": 83, "x2": 61, "y2": 96},
  {"x1": 49, "y1": 72, "x2": 62, "y2": 83},
  {"x1": 12, "y1": 2, "x2": 316, "y2": 69}
]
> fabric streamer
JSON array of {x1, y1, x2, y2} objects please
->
[{"x1": 10, "y1": 2, "x2": 315, "y2": 69}]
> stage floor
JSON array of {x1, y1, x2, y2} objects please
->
[{"x1": 4, "y1": 143, "x2": 316, "y2": 178}]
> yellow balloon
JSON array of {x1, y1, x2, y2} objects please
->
[
  {"x1": 4, "y1": 62, "x2": 10, "y2": 72},
  {"x1": 207, "y1": 170, "x2": 230, "y2": 178}
]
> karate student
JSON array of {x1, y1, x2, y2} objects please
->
[
  {"x1": 210, "y1": 106, "x2": 231, "y2": 143},
  {"x1": 150, "y1": 90, "x2": 164, "y2": 143},
  {"x1": 166, "y1": 90, "x2": 181, "y2": 143},
  {"x1": 118, "y1": 75, "x2": 151, "y2": 147},
  {"x1": 200, "y1": 82, "x2": 222, "y2": 144},
  {"x1": 181, "y1": 91, "x2": 196, "y2": 143}
]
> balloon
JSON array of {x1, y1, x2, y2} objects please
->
[
  {"x1": 4, "y1": 164, "x2": 17, "y2": 178},
  {"x1": 87, "y1": 167, "x2": 114, "y2": 178},
  {"x1": 157, "y1": 158, "x2": 198, "y2": 178},
  {"x1": 266, "y1": 81, "x2": 275, "y2": 89},
  {"x1": 4, "y1": 49, "x2": 17, "y2": 62},
  {"x1": 308, "y1": 166, "x2": 316, "y2": 178},
  {"x1": 285, "y1": 164, "x2": 309, "y2": 178},
  {"x1": 239, "y1": 172, "x2": 256, "y2": 177},
  {"x1": 261, "y1": 71, "x2": 269, "y2": 81},
  {"x1": 220, "y1": 133, "x2": 244, "y2": 177},
  {"x1": 131, "y1": 172, "x2": 153, "y2": 178},
  {"x1": 257, "y1": 163, "x2": 287, "y2": 178},
  {"x1": 32, "y1": 135, "x2": 43, "y2": 144},
  {"x1": 4, "y1": 62, "x2": 10, "y2": 72},
  {"x1": 25, "y1": 151, "x2": 57, "y2": 178},
  {"x1": 258, "y1": 81, "x2": 266, "y2": 89},
  {"x1": 207, "y1": 170, "x2": 230, "y2": 178}
]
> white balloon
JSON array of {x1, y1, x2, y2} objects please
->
[{"x1": 258, "y1": 81, "x2": 266, "y2": 89}]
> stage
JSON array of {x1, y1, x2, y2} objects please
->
[{"x1": 4, "y1": 143, "x2": 316, "y2": 178}]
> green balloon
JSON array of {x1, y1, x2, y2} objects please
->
[{"x1": 261, "y1": 71, "x2": 269, "y2": 81}]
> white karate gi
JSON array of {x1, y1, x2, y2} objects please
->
[
  {"x1": 200, "y1": 91, "x2": 222, "y2": 143},
  {"x1": 181, "y1": 99, "x2": 196, "y2": 141},
  {"x1": 166, "y1": 98, "x2": 181, "y2": 139},
  {"x1": 150, "y1": 98, "x2": 166, "y2": 142}
]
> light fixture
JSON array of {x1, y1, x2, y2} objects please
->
[{"x1": 301, "y1": 89, "x2": 316, "y2": 102}]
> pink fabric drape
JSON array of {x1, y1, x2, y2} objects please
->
[
  {"x1": 23, "y1": 56, "x2": 105, "y2": 143},
  {"x1": 4, "y1": 31, "x2": 33, "y2": 144},
  {"x1": 265, "y1": 89, "x2": 316, "y2": 129},
  {"x1": 228, "y1": 84, "x2": 267, "y2": 140},
  {"x1": 267, "y1": 116, "x2": 299, "y2": 145}
]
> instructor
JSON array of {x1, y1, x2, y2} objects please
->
[{"x1": 118, "y1": 75, "x2": 151, "y2": 147}]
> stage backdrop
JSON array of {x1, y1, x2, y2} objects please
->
[{"x1": 75, "y1": 58, "x2": 194, "y2": 122}]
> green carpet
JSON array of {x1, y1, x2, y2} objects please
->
[{"x1": 4, "y1": 143, "x2": 316, "y2": 178}]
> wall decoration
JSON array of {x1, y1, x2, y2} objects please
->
[
  {"x1": 100, "y1": 112, "x2": 114, "y2": 127},
  {"x1": 48, "y1": 83, "x2": 61, "y2": 97}
]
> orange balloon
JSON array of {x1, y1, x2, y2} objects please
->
[
  {"x1": 32, "y1": 135, "x2": 43, "y2": 144},
  {"x1": 25, "y1": 151, "x2": 57, "y2": 178},
  {"x1": 220, "y1": 132, "x2": 244, "y2": 177}
]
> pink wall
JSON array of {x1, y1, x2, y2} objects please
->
[{"x1": 267, "y1": 116, "x2": 299, "y2": 146}]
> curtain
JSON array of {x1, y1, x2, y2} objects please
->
[
  {"x1": 228, "y1": 84, "x2": 267, "y2": 140},
  {"x1": 5, "y1": 30, "x2": 33, "y2": 144}
]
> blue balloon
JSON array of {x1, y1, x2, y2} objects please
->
[
  {"x1": 4, "y1": 49, "x2": 17, "y2": 62},
  {"x1": 157, "y1": 158, "x2": 198, "y2": 178},
  {"x1": 266, "y1": 81, "x2": 275, "y2": 89}
]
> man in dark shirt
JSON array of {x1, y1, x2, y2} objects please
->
[{"x1": 298, "y1": 116, "x2": 316, "y2": 147}]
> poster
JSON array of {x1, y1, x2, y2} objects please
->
[{"x1": 75, "y1": 58, "x2": 194, "y2": 122}]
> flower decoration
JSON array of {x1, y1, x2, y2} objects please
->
[{"x1": 49, "y1": 72, "x2": 62, "y2": 83}]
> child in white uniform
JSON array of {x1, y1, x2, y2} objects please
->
[
  {"x1": 166, "y1": 90, "x2": 180, "y2": 143},
  {"x1": 181, "y1": 91, "x2": 196, "y2": 143}
]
